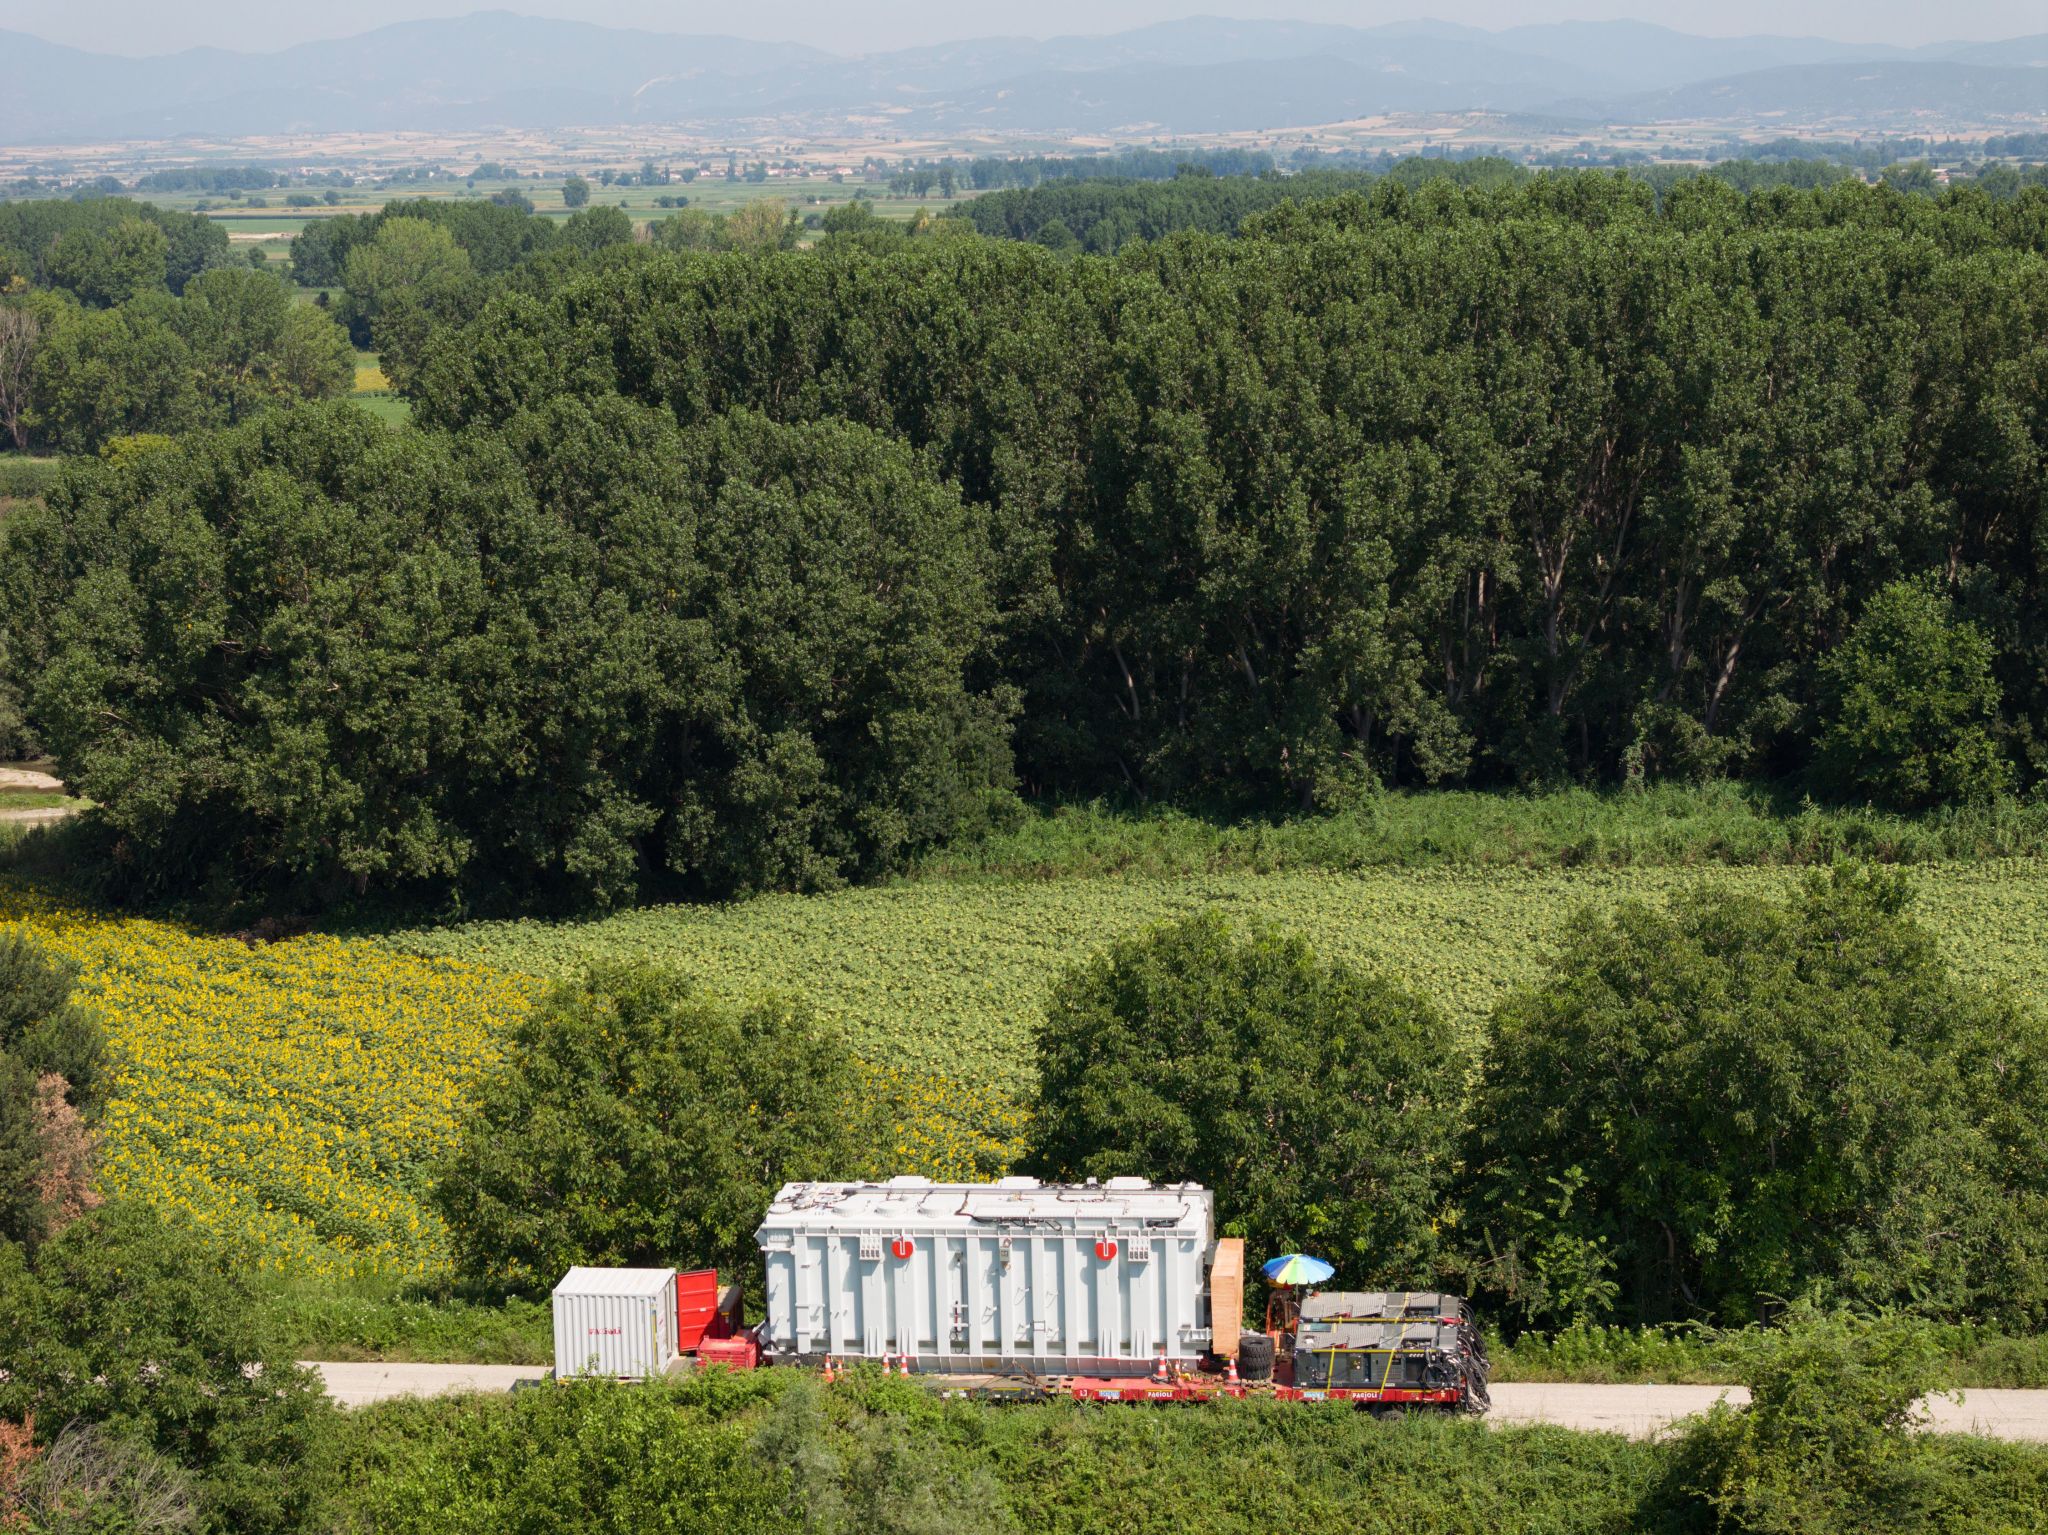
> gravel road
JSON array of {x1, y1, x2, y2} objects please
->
[{"x1": 304, "y1": 1364, "x2": 2048, "y2": 1439}]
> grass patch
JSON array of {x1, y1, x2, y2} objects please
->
[
  {"x1": 0, "y1": 791, "x2": 80, "y2": 811},
  {"x1": 1492, "y1": 1322, "x2": 2048, "y2": 1389},
  {"x1": 916, "y1": 784, "x2": 2048, "y2": 882},
  {"x1": 255, "y1": 1276, "x2": 551, "y2": 1364},
  {"x1": 352, "y1": 393, "x2": 412, "y2": 426},
  {"x1": 0, "y1": 453, "x2": 63, "y2": 520}
]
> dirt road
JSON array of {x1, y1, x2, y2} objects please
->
[{"x1": 303, "y1": 1364, "x2": 2048, "y2": 1439}]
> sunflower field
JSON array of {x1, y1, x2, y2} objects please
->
[
  {"x1": 0, "y1": 880, "x2": 1028, "y2": 1278},
  {"x1": 0, "y1": 880, "x2": 537, "y2": 1278}
]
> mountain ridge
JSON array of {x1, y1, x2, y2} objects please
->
[{"x1": 1, "y1": 11, "x2": 2043, "y2": 144}]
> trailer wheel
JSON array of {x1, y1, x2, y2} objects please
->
[{"x1": 1237, "y1": 1331, "x2": 1276, "y2": 1382}]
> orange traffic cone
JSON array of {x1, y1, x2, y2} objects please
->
[
  {"x1": 1152, "y1": 1350, "x2": 1170, "y2": 1384},
  {"x1": 821, "y1": 1355, "x2": 837, "y2": 1383},
  {"x1": 881, "y1": 1350, "x2": 895, "y2": 1375},
  {"x1": 1225, "y1": 1354, "x2": 1240, "y2": 1385},
  {"x1": 897, "y1": 1351, "x2": 912, "y2": 1377}
]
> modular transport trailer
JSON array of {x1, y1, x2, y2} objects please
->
[{"x1": 551, "y1": 1180, "x2": 1490, "y2": 1413}]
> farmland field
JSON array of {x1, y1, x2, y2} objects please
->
[
  {"x1": 177, "y1": 176, "x2": 971, "y2": 248},
  {"x1": 379, "y1": 862, "x2": 2048, "y2": 1091},
  {"x1": 5, "y1": 858, "x2": 2043, "y2": 1279}
]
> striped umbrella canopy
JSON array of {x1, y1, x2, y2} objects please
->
[{"x1": 1261, "y1": 1253, "x2": 1335, "y2": 1285}]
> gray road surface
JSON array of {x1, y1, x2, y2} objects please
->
[
  {"x1": 306, "y1": 1364, "x2": 2048, "y2": 1440},
  {"x1": 307, "y1": 1361, "x2": 550, "y2": 1408}
]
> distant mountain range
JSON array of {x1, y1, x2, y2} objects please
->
[{"x1": 1, "y1": 10, "x2": 2044, "y2": 145}]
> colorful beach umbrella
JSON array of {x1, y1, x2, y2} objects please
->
[{"x1": 1262, "y1": 1253, "x2": 1335, "y2": 1285}]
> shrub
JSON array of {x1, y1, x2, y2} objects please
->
[
  {"x1": 1025, "y1": 910, "x2": 1461, "y2": 1286},
  {"x1": 1463, "y1": 864, "x2": 2048, "y2": 1329},
  {"x1": 0, "y1": 931, "x2": 104, "y2": 1110},
  {"x1": 0, "y1": 1203, "x2": 336, "y2": 1534},
  {"x1": 17, "y1": 1422, "x2": 196, "y2": 1533},
  {"x1": 1659, "y1": 1310, "x2": 2043, "y2": 1535},
  {"x1": 435, "y1": 964, "x2": 868, "y2": 1289},
  {"x1": 1815, "y1": 581, "x2": 2010, "y2": 809}
]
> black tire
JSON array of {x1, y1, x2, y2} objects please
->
[{"x1": 1237, "y1": 1332, "x2": 1276, "y2": 1382}]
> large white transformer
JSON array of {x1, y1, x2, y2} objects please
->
[{"x1": 755, "y1": 1176, "x2": 1215, "y2": 1376}]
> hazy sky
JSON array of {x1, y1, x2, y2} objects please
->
[{"x1": 1, "y1": 1, "x2": 2040, "y2": 57}]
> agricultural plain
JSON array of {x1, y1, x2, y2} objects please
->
[{"x1": 6, "y1": 861, "x2": 2046, "y2": 1280}]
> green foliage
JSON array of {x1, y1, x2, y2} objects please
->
[
  {"x1": 0, "y1": 1202, "x2": 337, "y2": 1534},
  {"x1": 911, "y1": 785, "x2": 2048, "y2": 880},
  {"x1": 0, "y1": 198, "x2": 226, "y2": 298},
  {"x1": 560, "y1": 174, "x2": 591, "y2": 209},
  {"x1": 398, "y1": 176, "x2": 2048, "y2": 818},
  {"x1": 18, "y1": 272, "x2": 353, "y2": 453},
  {"x1": 1492, "y1": 1316, "x2": 2048, "y2": 1389},
  {"x1": 0, "y1": 928, "x2": 103, "y2": 1109},
  {"x1": 1463, "y1": 865, "x2": 2048, "y2": 1329},
  {"x1": 1817, "y1": 581, "x2": 2011, "y2": 809},
  {"x1": 249, "y1": 1278, "x2": 552, "y2": 1365},
  {"x1": 327, "y1": 1367, "x2": 1717, "y2": 1535},
  {"x1": 0, "y1": 929, "x2": 103, "y2": 1249},
  {"x1": 44, "y1": 218, "x2": 168, "y2": 308},
  {"x1": 1027, "y1": 911, "x2": 1461, "y2": 1283},
  {"x1": 8, "y1": 400, "x2": 1013, "y2": 908},
  {"x1": 435, "y1": 964, "x2": 867, "y2": 1288},
  {"x1": 559, "y1": 205, "x2": 633, "y2": 253},
  {"x1": 1670, "y1": 1310, "x2": 1961, "y2": 1534},
  {"x1": 337, "y1": 218, "x2": 477, "y2": 387}
]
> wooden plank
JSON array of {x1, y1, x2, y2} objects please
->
[{"x1": 1210, "y1": 1237, "x2": 1244, "y2": 1358}]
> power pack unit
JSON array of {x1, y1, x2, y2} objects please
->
[
  {"x1": 552, "y1": 1266, "x2": 680, "y2": 1380},
  {"x1": 756, "y1": 1177, "x2": 1214, "y2": 1376}
]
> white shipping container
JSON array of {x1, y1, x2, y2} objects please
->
[
  {"x1": 552, "y1": 1266, "x2": 680, "y2": 1379},
  {"x1": 757, "y1": 1177, "x2": 1214, "y2": 1377}
]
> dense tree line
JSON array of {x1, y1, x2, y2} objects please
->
[
  {"x1": 952, "y1": 167, "x2": 1377, "y2": 251},
  {"x1": 286, "y1": 195, "x2": 622, "y2": 288},
  {"x1": 134, "y1": 165, "x2": 288, "y2": 193},
  {"x1": 1, "y1": 267, "x2": 352, "y2": 453},
  {"x1": 412, "y1": 176, "x2": 2048, "y2": 807},
  {"x1": 961, "y1": 146, "x2": 1276, "y2": 190},
  {"x1": 6, "y1": 174, "x2": 2048, "y2": 904},
  {"x1": 3, "y1": 402, "x2": 1010, "y2": 905},
  {"x1": 951, "y1": 156, "x2": 2042, "y2": 253},
  {"x1": 0, "y1": 197, "x2": 229, "y2": 298}
]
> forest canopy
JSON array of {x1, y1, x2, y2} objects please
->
[{"x1": 6, "y1": 172, "x2": 2048, "y2": 907}]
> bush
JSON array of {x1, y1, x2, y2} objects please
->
[
  {"x1": 0, "y1": 931, "x2": 104, "y2": 1110},
  {"x1": 0, "y1": 1203, "x2": 336, "y2": 1534},
  {"x1": 1025, "y1": 910, "x2": 1461, "y2": 1286},
  {"x1": 1815, "y1": 582, "x2": 2010, "y2": 810},
  {"x1": 336, "y1": 1375, "x2": 789, "y2": 1535},
  {"x1": 435, "y1": 964, "x2": 869, "y2": 1289},
  {"x1": 0, "y1": 931, "x2": 104, "y2": 1250},
  {"x1": 16, "y1": 1421, "x2": 197, "y2": 1532},
  {"x1": 1658, "y1": 1309, "x2": 2048, "y2": 1535},
  {"x1": 1463, "y1": 864, "x2": 2048, "y2": 1329}
]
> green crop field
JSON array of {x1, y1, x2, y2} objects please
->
[
  {"x1": 377, "y1": 861, "x2": 2048, "y2": 1094},
  {"x1": 181, "y1": 175, "x2": 967, "y2": 247}
]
